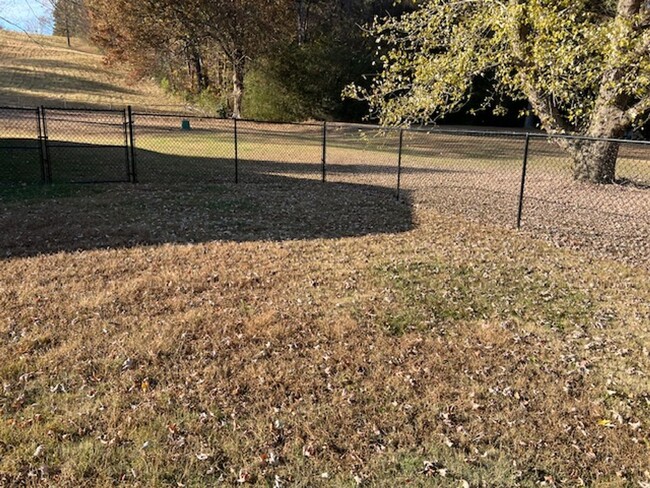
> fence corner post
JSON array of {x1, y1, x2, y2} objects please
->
[
  {"x1": 127, "y1": 105, "x2": 137, "y2": 183},
  {"x1": 396, "y1": 128, "x2": 404, "y2": 200},
  {"x1": 322, "y1": 121, "x2": 327, "y2": 183},
  {"x1": 517, "y1": 133, "x2": 531, "y2": 229}
]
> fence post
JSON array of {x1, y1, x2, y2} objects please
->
[
  {"x1": 517, "y1": 133, "x2": 531, "y2": 229},
  {"x1": 396, "y1": 129, "x2": 404, "y2": 200},
  {"x1": 122, "y1": 109, "x2": 131, "y2": 182},
  {"x1": 127, "y1": 106, "x2": 137, "y2": 183},
  {"x1": 322, "y1": 121, "x2": 327, "y2": 183},
  {"x1": 40, "y1": 106, "x2": 52, "y2": 183},
  {"x1": 36, "y1": 107, "x2": 46, "y2": 184},
  {"x1": 234, "y1": 118, "x2": 239, "y2": 183}
]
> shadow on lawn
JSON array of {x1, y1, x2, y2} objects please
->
[
  {"x1": 0, "y1": 138, "x2": 472, "y2": 186},
  {"x1": 0, "y1": 141, "x2": 416, "y2": 259},
  {"x1": 0, "y1": 65, "x2": 137, "y2": 104}
]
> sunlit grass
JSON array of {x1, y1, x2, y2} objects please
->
[{"x1": 0, "y1": 184, "x2": 648, "y2": 486}]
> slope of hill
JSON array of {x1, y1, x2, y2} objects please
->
[{"x1": 0, "y1": 30, "x2": 184, "y2": 111}]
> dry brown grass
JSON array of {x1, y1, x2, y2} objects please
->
[
  {"x1": 0, "y1": 30, "x2": 180, "y2": 110},
  {"x1": 0, "y1": 183, "x2": 649, "y2": 487},
  {"x1": 129, "y1": 121, "x2": 650, "y2": 265}
]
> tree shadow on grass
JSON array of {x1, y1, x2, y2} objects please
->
[
  {"x1": 0, "y1": 141, "x2": 417, "y2": 259},
  {"x1": 0, "y1": 66, "x2": 137, "y2": 98},
  {"x1": 0, "y1": 137, "x2": 472, "y2": 187}
]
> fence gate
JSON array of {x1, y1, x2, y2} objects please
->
[{"x1": 42, "y1": 108, "x2": 130, "y2": 183}]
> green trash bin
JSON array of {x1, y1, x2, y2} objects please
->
[{"x1": 181, "y1": 119, "x2": 191, "y2": 130}]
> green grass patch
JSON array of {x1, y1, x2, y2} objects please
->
[{"x1": 368, "y1": 259, "x2": 599, "y2": 335}]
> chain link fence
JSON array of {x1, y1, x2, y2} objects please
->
[
  {"x1": 326, "y1": 123, "x2": 401, "y2": 190},
  {"x1": 42, "y1": 108, "x2": 131, "y2": 183},
  {"x1": 400, "y1": 129, "x2": 526, "y2": 226},
  {"x1": 522, "y1": 135, "x2": 650, "y2": 260},
  {"x1": 0, "y1": 107, "x2": 43, "y2": 184},
  {"x1": 236, "y1": 120, "x2": 323, "y2": 183},
  {"x1": 133, "y1": 113, "x2": 234, "y2": 184},
  {"x1": 1, "y1": 106, "x2": 649, "y2": 262}
]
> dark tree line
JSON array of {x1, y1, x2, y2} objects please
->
[
  {"x1": 51, "y1": 0, "x2": 531, "y2": 126},
  {"x1": 81, "y1": 0, "x2": 410, "y2": 120}
]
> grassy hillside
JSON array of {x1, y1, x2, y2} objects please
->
[{"x1": 0, "y1": 30, "x2": 182, "y2": 110}]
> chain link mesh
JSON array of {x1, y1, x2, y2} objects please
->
[
  {"x1": 401, "y1": 129, "x2": 525, "y2": 226},
  {"x1": 43, "y1": 108, "x2": 130, "y2": 183},
  {"x1": 133, "y1": 113, "x2": 234, "y2": 184},
  {"x1": 326, "y1": 123, "x2": 401, "y2": 190},
  {"x1": 236, "y1": 120, "x2": 323, "y2": 183},
  {"x1": 1, "y1": 106, "x2": 649, "y2": 263},
  {"x1": 523, "y1": 135, "x2": 650, "y2": 260},
  {"x1": 0, "y1": 107, "x2": 42, "y2": 185}
]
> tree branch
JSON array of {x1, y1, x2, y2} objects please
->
[
  {"x1": 506, "y1": 0, "x2": 572, "y2": 134},
  {"x1": 624, "y1": 96, "x2": 650, "y2": 124},
  {"x1": 523, "y1": 85, "x2": 573, "y2": 134},
  {"x1": 0, "y1": 14, "x2": 46, "y2": 49}
]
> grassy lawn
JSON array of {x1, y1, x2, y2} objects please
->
[
  {"x1": 0, "y1": 183, "x2": 648, "y2": 487},
  {"x1": 0, "y1": 30, "x2": 181, "y2": 109},
  {"x1": 0, "y1": 140, "x2": 43, "y2": 184}
]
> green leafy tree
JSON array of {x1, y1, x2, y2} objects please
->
[
  {"x1": 244, "y1": 0, "x2": 410, "y2": 121},
  {"x1": 347, "y1": 0, "x2": 650, "y2": 183},
  {"x1": 244, "y1": 35, "x2": 373, "y2": 121},
  {"x1": 192, "y1": 0, "x2": 291, "y2": 118}
]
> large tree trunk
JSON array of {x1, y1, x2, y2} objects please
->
[
  {"x1": 192, "y1": 49, "x2": 209, "y2": 92},
  {"x1": 232, "y1": 51, "x2": 245, "y2": 118},
  {"x1": 571, "y1": 88, "x2": 627, "y2": 184},
  {"x1": 570, "y1": 0, "x2": 645, "y2": 183},
  {"x1": 519, "y1": 0, "x2": 645, "y2": 184},
  {"x1": 571, "y1": 139, "x2": 620, "y2": 183},
  {"x1": 573, "y1": 89, "x2": 627, "y2": 184},
  {"x1": 575, "y1": 64, "x2": 629, "y2": 183}
]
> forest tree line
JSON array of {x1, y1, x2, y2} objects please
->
[
  {"x1": 52, "y1": 0, "x2": 416, "y2": 121},
  {"x1": 50, "y1": 0, "x2": 649, "y2": 184}
]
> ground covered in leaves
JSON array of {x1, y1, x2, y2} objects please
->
[{"x1": 0, "y1": 183, "x2": 649, "y2": 487}]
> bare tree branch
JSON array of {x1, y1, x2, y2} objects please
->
[{"x1": 0, "y1": 13, "x2": 47, "y2": 48}]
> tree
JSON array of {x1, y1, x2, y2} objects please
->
[
  {"x1": 244, "y1": 33, "x2": 374, "y2": 121},
  {"x1": 87, "y1": 0, "x2": 291, "y2": 118},
  {"x1": 244, "y1": 0, "x2": 411, "y2": 121},
  {"x1": 193, "y1": 0, "x2": 291, "y2": 118},
  {"x1": 52, "y1": 0, "x2": 90, "y2": 46},
  {"x1": 0, "y1": 0, "x2": 52, "y2": 35},
  {"x1": 347, "y1": 0, "x2": 650, "y2": 183}
]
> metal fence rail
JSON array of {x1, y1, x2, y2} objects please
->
[{"x1": 1, "y1": 105, "x2": 649, "y2": 263}]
